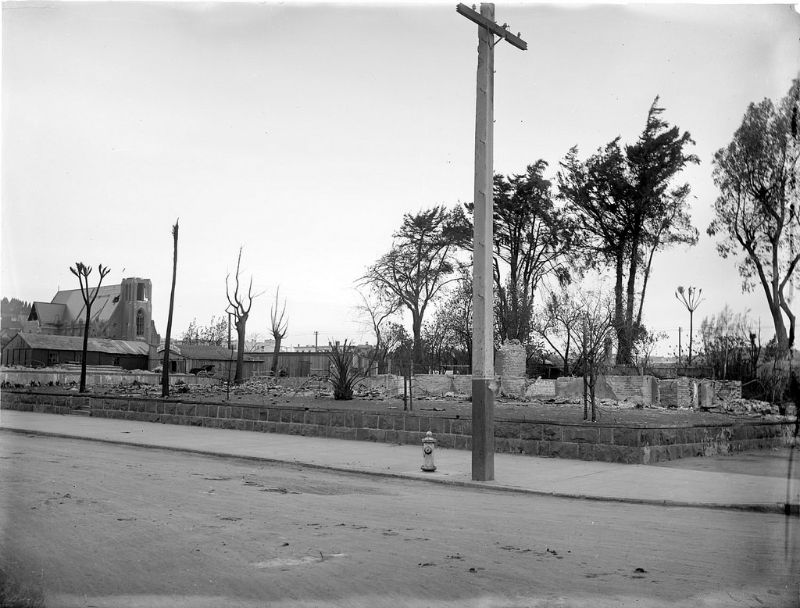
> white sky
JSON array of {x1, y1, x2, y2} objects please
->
[{"x1": 2, "y1": 1, "x2": 799, "y2": 353}]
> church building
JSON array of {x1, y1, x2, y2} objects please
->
[{"x1": 1, "y1": 278, "x2": 159, "y2": 369}]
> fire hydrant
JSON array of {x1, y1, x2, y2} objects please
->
[{"x1": 421, "y1": 431, "x2": 436, "y2": 472}]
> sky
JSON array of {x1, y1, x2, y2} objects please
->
[{"x1": 2, "y1": 1, "x2": 799, "y2": 355}]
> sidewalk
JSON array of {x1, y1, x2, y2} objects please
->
[{"x1": 1, "y1": 410, "x2": 798, "y2": 514}]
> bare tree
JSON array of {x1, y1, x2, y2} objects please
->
[
  {"x1": 533, "y1": 287, "x2": 583, "y2": 375},
  {"x1": 356, "y1": 286, "x2": 400, "y2": 374},
  {"x1": 245, "y1": 333, "x2": 263, "y2": 352},
  {"x1": 675, "y1": 286, "x2": 704, "y2": 365},
  {"x1": 269, "y1": 286, "x2": 288, "y2": 376},
  {"x1": 69, "y1": 262, "x2": 111, "y2": 393},
  {"x1": 576, "y1": 290, "x2": 615, "y2": 422},
  {"x1": 225, "y1": 248, "x2": 261, "y2": 384},
  {"x1": 161, "y1": 220, "x2": 179, "y2": 397}
]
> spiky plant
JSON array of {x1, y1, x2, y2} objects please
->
[{"x1": 327, "y1": 339, "x2": 371, "y2": 400}]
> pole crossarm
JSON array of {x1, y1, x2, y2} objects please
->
[{"x1": 456, "y1": 3, "x2": 527, "y2": 50}]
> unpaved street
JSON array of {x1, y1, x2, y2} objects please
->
[{"x1": 1, "y1": 432, "x2": 798, "y2": 608}]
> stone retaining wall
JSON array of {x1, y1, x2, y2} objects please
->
[{"x1": 2, "y1": 390, "x2": 793, "y2": 465}]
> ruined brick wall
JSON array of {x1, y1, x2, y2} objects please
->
[
  {"x1": 360, "y1": 374, "x2": 403, "y2": 397},
  {"x1": 524, "y1": 379, "x2": 556, "y2": 398},
  {"x1": 452, "y1": 375, "x2": 472, "y2": 396},
  {"x1": 605, "y1": 375, "x2": 654, "y2": 404},
  {"x1": 496, "y1": 341, "x2": 527, "y2": 398},
  {"x1": 412, "y1": 374, "x2": 454, "y2": 396},
  {"x1": 496, "y1": 340, "x2": 526, "y2": 379},
  {"x1": 660, "y1": 377, "x2": 694, "y2": 408},
  {"x1": 0, "y1": 368, "x2": 215, "y2": 387}
]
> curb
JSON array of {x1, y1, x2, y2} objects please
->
[{"x1": 3, "y1": 426, "x2": 798, "y2": 516}]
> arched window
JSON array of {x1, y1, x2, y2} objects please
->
[{"x1": 136, "y1": 309, "x2": 145, "y2": 336}]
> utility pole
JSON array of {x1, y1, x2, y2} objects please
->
[
  {"x1": 678, "y1": 326, "x2": 682, "y2": 367},
  {"x1": 458, "y1": 3, "x2": 526, "y2": 482}
]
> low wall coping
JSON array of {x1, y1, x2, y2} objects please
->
[{"x1": 0, "y1": 389, "x2": 790, "y2": 431}]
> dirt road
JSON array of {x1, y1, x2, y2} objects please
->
[{"x1": 1, "y1": 433, "x2": 798, "y2": 607}]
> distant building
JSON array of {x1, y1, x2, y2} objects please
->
[
  {"x1": 1, "y1": 298, "x2": 32, "y2": 349},
  {"x1": 2, "y1": 277, "x2": 159, "y2": 370},
  {"x1": 241, "y1": 339, "x2": 276, "y2": 353},
  {"x1": 26, "y1": 277, "x2": 158, "y2": 345},
  {"x1": 158, "y1": 343, "x2": 264, "y2": 379}
]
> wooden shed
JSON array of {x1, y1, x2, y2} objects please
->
[{"x1": 1, "y1": 332, "x2": 151, "y2": 370}]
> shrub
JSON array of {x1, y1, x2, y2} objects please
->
[{"x1": 327, "y1": 340, "x2": 371, "y2": 400}]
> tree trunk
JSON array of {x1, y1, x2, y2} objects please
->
[
  {"x1": 614, "y1": 252, "x2": 627, "y2": 364},
  {"x1": 271, "y1": 336, "x2": 282, "y2": 376},
  {"x1": 412, "y1": 313, "x2": 423, "y2": 370},
  {"x1": 769, "y1": 305, "x2": 790, "y2": 353},
  {"x1": 582, "y1": 319, "x2": 588, "y2": 421},
  {"x1": 234, "y1": 319, "x2": 247, "y2": 384},
  {"x1": 623, "y1": 239, "x2": 640, "y2": 365},
  {"x1": 79, "y1": 305, "x2": 91, "y2": 393},
  {"x1": 162, "y1": 221, "x2": 179, "y2": 398}
]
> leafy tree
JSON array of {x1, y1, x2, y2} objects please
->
[
  {"x1": 382, "y1": 321, "x2": 413, "y2": 375},
  {"x1": 559, "y1": 98, "x2": 698, "y2": 364},
  {"x1": 630, "y1": 327, "x2": 668, "y2": 374},
  {"x1": 465, "y1": 163, "x2": 575, "y2": 344},
  {"x1": 698, "y1": 306, "x2": 760, "y2": 381},
  {"x1": 181, "y1": 316, "x2": 229, "y2": 346},
  {"x1": 1, "y1": 298, "x2": 31, "y2": 316},
  {"x1": 225, "y1": 247, "x2": 261, "y2": 384},
  {"x1": 69, "y1": 262, "x2": 110, "y2": 392},
  {"x1": 421, "y1": 318, "x2": 448, "y2": 373},
  {"x1": 420, "y1": 272, "x2": 473, "y2": 372},
  {"x1": 436, "y1": 269, "x2": 474, "y2": 369},
  {"x1": 361, "y1": 205, "x2": 470, "y2": 367},
  {"x1": 161, "y1": 220, "x2": 179, "y2": 397},
  {"x1": 707, "y1": 77, "x2": 800, "y2": 355},
  {"x1": 269, "y1": 287, "x2": 288, "y2": 376}
]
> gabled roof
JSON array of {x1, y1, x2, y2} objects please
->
[
  {"x1": 160, "y1": 343, "x2": 257, "y2": 361},
  {"x1": 29, "y1": 302, "x2": 67, "y2": 325},
  {"x1": 8, "y1": 332, "x2": 150, "y2": 356},
  {"x1": 51, "y1": 284, "x2": 121, "y2": 324}
]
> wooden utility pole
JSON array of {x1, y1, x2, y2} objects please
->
[
  {"x1": 458, "y1": 3, "x2": 526, "y2": 481},
  {"x1": 161, "y1": 220, "x2": 179, "y2": 398}
]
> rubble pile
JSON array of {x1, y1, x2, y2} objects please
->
[{"x1": 702, "y1": 397, "x2": 786, "y2": 417}]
